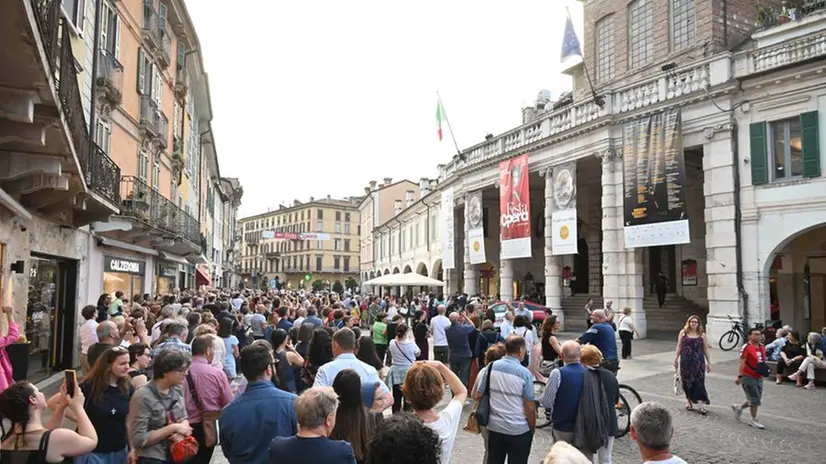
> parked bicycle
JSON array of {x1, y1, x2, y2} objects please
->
[{"x1": 718, "y1": 315, "x2": 768, "y2": 351}]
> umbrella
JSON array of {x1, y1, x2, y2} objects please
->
[{"x1": 362, "y1": 272, "x2": 446, "y2": 287}]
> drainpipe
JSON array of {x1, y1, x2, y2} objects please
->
[
  {"x1": 732, "y1": 123, "x2": 749, "y2": 329},
  {"x1": 88, "y1": 0, "x2": 104, "y2": 156}
]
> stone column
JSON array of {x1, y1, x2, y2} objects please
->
[
  {"x1": 600, "y1": 148, "x2": 623, "y2": 310},
  {"x1": 445, "y1": 269, "x2": 459, "y2": 295},
  {"x1": 463, "y1": 197, "x2": 479, "y2": 296},
  {"x1": 500, "y1": 258, "x2": 514, "y2": 301},
  {"x1": 541, "y1": 167, "x2": 564, "y2": 329},
  {"x1": 703, "y1": 127, "x2": 741, "y2": 343}
]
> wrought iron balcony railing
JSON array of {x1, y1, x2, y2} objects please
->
[
  {"x1": 158, "y1": 27, "x2": 172, "y2": 68},
  {"x1": 157, "y1": 111, "x2": 169, "y2": 148},
  {"x1": 120, "y1": 175, "x2": 201, "y2": 245},
  {"x1": 141, "y1": 1, "x2": 159, "y2": 49},
  {"x1": 88, "y1": 144, "x2": 121, "y2": 204},
  {"x1": 139, "y1": 95, "x2": 160, "y2": 133},
  {"x1": 56, "y1": 19, "x2": 90, "y2": 175},
  {"x1": 30, "y1": 0, "x2": 60, "y2": 68},
  {"x1": 96, "y1": 50, "x2": 123, "y2": 105},
  {"x1": 756, "y1": 1, "x2": 826, "y2": 31}
]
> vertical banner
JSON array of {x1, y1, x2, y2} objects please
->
[
  {"x1": 467, "y1": 191, "x2": 486, "y2": 264},
  {"x1": 499, "y1": 154, "x2": 532, "y2": 259},
  {"x1": 441, "y1": 187, "x2": 455, "y2": 270},
  {"x1": 622, "y1": 108, "x2": 690, "y2": 248},
  {"x1": 551, "y1": 162, "x2": 578, "y2": 255}
]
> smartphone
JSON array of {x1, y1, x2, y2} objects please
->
[{"x1": 64, "y1": 369, "x2": 77, "y2": 397}]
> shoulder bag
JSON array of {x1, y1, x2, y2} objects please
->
[
  {"x1": 474, "y1": 360, "x2": 496, "y2": 428},
  {"x1": 391, "y1": 340, "x2": 414, "y2": 364},
  {"x1": 186, "y1": 372, "x2": 220, "y2": 448},
  {"x1": 147, "y1": 384, "x2": 199, "y2": 463},
  {"x1": 746, "y1": 346, "x2": 771, "y2": 377}
]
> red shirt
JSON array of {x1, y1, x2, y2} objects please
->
[{"x1": 740, "y1": 342, "x2": 766, "y2": 379}]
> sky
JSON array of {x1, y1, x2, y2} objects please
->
[{"x1": 187, "y1": 0, "x2": 584, "y2": 218}]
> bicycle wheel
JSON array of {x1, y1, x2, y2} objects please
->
[
  {"x1": 619, "y1": 384, "x2": 643, "y2": 412},
  {"x1": 615, "y1": 392, "x2": 631, "y2": 438},
  {"x1": 718, "y1": 330, "x2": 740, "y2": 351},
  {"x1": 533, "y1": 380, "x2": 551, "y2": 429}
]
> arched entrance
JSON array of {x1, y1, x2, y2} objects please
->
[{"x1": 403, "y1": 265, "x2": 412, "y2": 273}]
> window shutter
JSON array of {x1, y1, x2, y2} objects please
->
[
  {"x1": 114, "y1": 12, "x2": 120, "y2": 60},
  {"x1": 177, "y1": 42, "x2": 186, "y2": 70},
  {"x1": 103, "y1": 125, "x2": 111, "y2": 154},
  {"x1": 137, "y1": 49, "x2": 145, "y2": 94},
  {"x1": 100, "y1": 5, "x2": 109, "y2": 55},
  {"x1": 749, "y1": 122, "x2": 768, "y2": 185},
  {"x1": 800, "y1": 111, "x2": 821, "y2": 178}
]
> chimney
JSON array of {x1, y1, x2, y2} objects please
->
[
  {"x1": 394, "y1": 199, "x2": 403, "y2": 216},
  {"x1": 309, "y1": 196, "x2": 314, "y2": 202},
  {"x1": 405, "y1": 190, "x2": 415, "y2": 207},
  {"x1": 327, "y1": 194, "x2": 331, "y2": 200},
  {"x1": 522, "y1": 107, "x2": 536, "y2": 124},
  {"x1": 293, "y1": 199, "x2": 300, "y2": 206},
  {"x1": 419, "y1": 178, "x2": 430, "y2": 197},
  {"x1": 383, "y1": 177, "x2": 392, "y2": 186},
  {"x1": 364, "y1": 187, "x2": 371, "y2": 195},
  {"x1": 369, "y1": 180, "x2": 377, "y2": 191}
]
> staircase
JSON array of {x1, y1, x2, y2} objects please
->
[{"x1": 560, "y1": 294, "x2": 707, "y2": 336}]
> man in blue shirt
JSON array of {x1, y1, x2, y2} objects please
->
[
  {"x1": 220, "y1": 343, "x2": 297, "y2": 464},
  {"x1": 577, "y1": 310, "x2": 619, "y2": 373},
  {"x1": 305, "y1": 307, "x2": 324, "y2": 327},
  {"x1": 445, "y1": 312, "x2": 476, "y2": 387},
  {"x1": 313, "y1": 328, "x2": 393, "y2": 412}
]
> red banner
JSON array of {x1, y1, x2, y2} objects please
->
[{"x1": 499, "y1": 154, "x2": 532, "y2": 259}]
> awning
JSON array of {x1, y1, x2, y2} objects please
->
[
  {"x1": 362, "y1": 273, "x2": 445, "y2": 287},
  {"x1": 98, "y1": 236, "x2": 159, "y2": 256},
  {"x1": 195, "y1": 267, "x2": 211, "y2": 286},
  {"x1": 159, "y1": 251, "x2": 189, "y2": 265}
]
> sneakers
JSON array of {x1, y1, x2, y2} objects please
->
[
  {"x1": 748, "y1": 420, "x2": 765, "y2": 429},
  {"x1": 731, "y1": 404, "x2": 743, "y2": 421}
]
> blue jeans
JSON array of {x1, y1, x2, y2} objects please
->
[
  {"x1": 449, "y1": 357, "x2": 471, "y2": 387},
  {"x1": 74, "y1": 448, "x2": 128, "y2": 464}
]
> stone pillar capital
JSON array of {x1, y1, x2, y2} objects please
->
[
  {"x1": 538, "y1": 166, "x2": 553, "y2": 178},
  {"x1": 703, "y1": 122, "x2": 736, "y2": 140},
  {"x1": 595, "y1": 147, "x2": 623, "y2": 163}
]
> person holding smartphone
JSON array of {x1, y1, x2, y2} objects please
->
[{"x1": 0, "y1": 305, "x2": 21, "y2": 395}]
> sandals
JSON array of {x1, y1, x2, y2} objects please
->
[
  {"x1": 685, "y1": 404, "x2": 694, "y2": 412},
  {"x1": 697, "y1": 406, "x2": 708, "y2": 415},
  {"x1": 686, "y1": 403, "x2": 708, "y2": 415}
]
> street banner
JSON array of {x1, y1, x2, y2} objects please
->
[
  {"x1": 551, "y1": 162, "x2": 578, "y2": 255},
  {"x1": 466, "y1": 191, "x2": 486, "y2": 264},
  {"x1": 622, "y1": 107, "x2": 690, "y2": 248},
  {"x1": 272, "y1": 232, "x2": 331, "y2": 241},
  {"x1": 441, "y1": 187, "x2": 455, "y2": 270},
  {"x1": 499, "y1": 154, "x2": 532, "y2": 259}
]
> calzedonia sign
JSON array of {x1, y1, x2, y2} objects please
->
[{"x1": 104, "y1": 256, "x2": 145, "y2": 275}]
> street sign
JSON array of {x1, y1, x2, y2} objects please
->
[
  {"x1": 304, "y1": 274, "x2": 312, "y2": 281},
  {"x1": 269, "y1": 278, "x2": 277, "y2": 289}
]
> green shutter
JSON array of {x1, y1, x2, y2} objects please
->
[
  {"x1": 749, "y1": 122, "x2": 769, "y2": 185},
  {"x1": 800, "y1": 111, "x2": 821, "y2": 178},
  {"x1": 137, "y1": 49, "x2": 145, "y2": 94}
]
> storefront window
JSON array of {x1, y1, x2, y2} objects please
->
[
  {"x1": 27, "y1": 256, "x2": 59, "y2": 382},
  {"x1": 156, "y1": 263, "x2": 177, "y2": 295},
  {"x1": 103, "y1": 256, "x2": 145, "y2": 300}
]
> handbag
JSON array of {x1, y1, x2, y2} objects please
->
[
  {"x1": 474, "y1": 360, "x2": 496, "y2": 427},
  {"x1": 186, "y1": 372, "x2": 220, "y2": 448},
  {"x1": 463, "y1": 410, "x2": 481, "y2": 434},
  {"x1": 148, "y1": 385, "x2": 199, "y2": 463},
  {"x1": 538, "y1": 359, "x2": 558, "y2": 378},
  {"x1": 673, "y1": 369, "x2": 683, "y2": 395}
]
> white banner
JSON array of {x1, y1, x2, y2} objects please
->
[
  {"x1": 441, "y1": 188, "x2": 455, "y2": 269},
  {"x1": 551, "y1": 163, "x2": 578, "y2": 255},
  {"x1": 466, "y1": 191, "x2": 486, "y2": 264}
]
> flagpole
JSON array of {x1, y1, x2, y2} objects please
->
[
  {"x1": 565, "y1": 7, "x2": 605, "y2": 108},
  {"x1": 437, "y1": 91, "x2": 466, "y2": 161}
]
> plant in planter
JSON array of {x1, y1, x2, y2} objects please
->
[{"x1": 756, "y1": 4, "x2": 778, "y2": 28}]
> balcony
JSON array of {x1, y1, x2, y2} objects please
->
[
  {"x1": 265, "y1": 250, "x2": 281, "y2": 258},
  {"x1": 755, "y1": 1, "x2": 826, "y2": 31},
  {"x1": 141, "y1": 2, "x2": 159, "y2": 50},
  {"x1": 96, "y1": 50, "x2": 123, "y2": 105},
  {"x1": 174, "y1": 65, "x2": 188, "y2": 101},
  {"x1": 157, "y1": 27, "x2": 172, "y2": 69},
  {"x1": 157, "y1": 111, "x2": 169, "y2": 149},
  {"x1": 119, "y1": 175, "x2": 201, "y2": 253},
  {"x1": 140, "y1": 95, "x2": 160, "y2": 134}
]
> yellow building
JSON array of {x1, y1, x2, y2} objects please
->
[{"x1": 240, "y1": 197, "x2": 362, "y2": 290}]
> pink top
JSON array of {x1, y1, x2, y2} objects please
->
[
  {"x1": 182, "y1": 356, "x2": 233, "y2": 423},
  {"x1": 0, "y1": 321, "x2": 20, "y2": 393}
]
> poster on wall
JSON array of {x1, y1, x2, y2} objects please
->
[
  {"x1": 681, "y1": 259, "x2": 698, "y2": 286},
  {"x1": 499, "y1": 154, "x2": 532, "y2": 259},
  {"x1": 622, "y1": 107, "x2": 690, "y2": 248},
  {"x1": 467, "y1": 191, "x2": 486, "y2": 264},
  {"x1": 551, "y1": 162, "x2": 578, "y2": 255},
  {"x1": 441, "y1": 187, "x2": 455, "y2": 270}
]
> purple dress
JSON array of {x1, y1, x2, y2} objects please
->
[{"x1": 680, "y1": 335, "x2": 710, "y2": 404}]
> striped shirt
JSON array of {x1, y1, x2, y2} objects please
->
[{"x1": 476, "y1": 356, "x2": 534, "y2": 435}]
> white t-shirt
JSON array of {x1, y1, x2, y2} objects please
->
[
  {"x1": 430, "y1": 315, "x2": 452, "y2": 347},
  {"x1": 644, "y1": 456, "x2": 687, "y2": 464},
  {"x1": 424, "y1": 399, "x2": 463, "y2": 464},
  {"x1": 79, "y1": 319, "x2": 98, "y2": 354},
  {"x1": 618, "y1": 315, "x2": 634, "y2": 333}
]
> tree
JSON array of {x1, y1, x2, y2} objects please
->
[
  {"x1": 332, "y1": 280, "x2": 344, "y2": 294},
  {"x1": 345, "y1": 277, "x2": 358, "y2": 290},
  {"x1": 312, "y1": 279, "x2": 325, "y2": 291}
]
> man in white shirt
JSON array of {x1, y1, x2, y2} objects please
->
[
  {"x1": 513, "y1": 301, "x2": 533, "y2": 324},
  {"x1": 630, "y1": 402, "x2": 688, "y2": 464},
  {"x1": 78, "y1": 305, "x2": 98, "y2": 372},
  {"x1": 430, "y1": 305, "x2": 452, "y2": 365}
]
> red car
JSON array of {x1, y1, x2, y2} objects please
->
[{"x1": 488, "y1": 300, "x2": 551, "y2": 329}]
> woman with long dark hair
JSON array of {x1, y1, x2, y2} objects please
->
[
  {"x1": 74, "y1": 346, "x2": 134, "y2": 463},
  {"x1": 294, "y1": 323, "x2": 315, "y2": 392},
  {"x1": 218, "y1": 318, "x2": 240, "y2": 379},
  {"x1": 355, "y1": 337, "x2": 385, "y2": 372},
  {"x1": 413, "y1": 310, "x2": 430, "y2": 361},
  {"x1": 1, "y1": 381, "x2": 98, "y2": 462},
  {"x1": 96, "y1": 293, "x2": 112, "y2": 323},
  {"x1": 270, "y1": 328, "x2": 304, "y2": 393},
  {"x1": 300, "y1": 328, "x2": 334, "y2": 388},
  {"x1": 330, "y1": 369, "x2": 378, "y2": 464}
]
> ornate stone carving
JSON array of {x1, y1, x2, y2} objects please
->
[{"x1": 703, "y1": 122, "x2": 736, "y2": 139}]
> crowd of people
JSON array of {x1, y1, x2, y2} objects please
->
[{"x1": 0, "y1": 285, "x2": 822, "y2": 464}]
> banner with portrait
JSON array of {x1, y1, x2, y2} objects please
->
[
  {"x1": 499, "y1": 154, "x2": 532, "y2": 259},
  {"x1": 622, "y1": 107, "x2": 690, "y2": 248},
  {"x1": 441, "y1": 187, "x2": 455, "y2": 269},
  {"x1": 551, "y1": 162, "x2": 578, "y2": 255},
  {"x1": 466, "y1": 191, "x2": 486, "y2": 264}
]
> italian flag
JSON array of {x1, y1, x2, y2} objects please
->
[{"x1": 436, "y1": 100, "x2": 446, "y2": 141}]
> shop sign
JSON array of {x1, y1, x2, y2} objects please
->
[
  {"x1": 158, "y1": 264, "x2": 178, "y2": 278},
  {"x1": 104, "y1": 256, "x2": 145, "y2": 275},
  {"x1": 681, "y1": 259, "x2": 698, "y2": 286}
]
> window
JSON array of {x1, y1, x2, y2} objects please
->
[
  {"x1": 344, "y1": 223, "x2": 350, "y2": 235},
  {"x1": 334, "y1": 239, "x2": 341, "y2": 251},
  {"x1": 628, "y1": 0, "x2": 653, "y2": 69},
  {"x1": 100, "y1": 2, "x2": 120, "y2": 58},
  {"x1": 335, "y1": 222, "x2": 341, "y2": 233},
  {"x1": 334, "y1": 256, "x2": 341, "y2": 270},
  {"x1": 595, "y1": 16, "x2": 615, "y2": 83},
  {"x1": 317, "y1": 240, "x2": 323, "y2": 250},
  {"x1": 63, "y1": 0, "x2": 86, "y2": 31},
  {"x1": 300, "y1": 210, "x2": 304, "y2": 221},
  {"x1": 771, "y1": 118, "x2": 803, "y2": 180},
  {"x1": 345, "y1": 213, "x2": 351, "y2": 222},
  {"x1": 335, "y1": 211, "x2": 341, "y2": 221},
  {"x1": 138, "y1": 149, "x2": 149, "y2": 181},
  {"x1": 316, "y1": 256, "x2": 322, "y2": 272},
  {"x1": 317, "y1": 209, "x2": 323, "y2": 219},
  {"x1": 136, "y1": 49, "x2": 153, "y2": 97},
  {"x1": 343, "y1": 257, "x2": 350, "y2": 273},
  {"x1": 306, "y1": 255, "x2": 310, "y2": 270},
  {"x1": 95, "y1": 120, "x2": 111, "y2": 153},
  {"x1": 670, "y1": 0, "x2": 696, "y2": 51},
  {"x1": 344, "y1": 240, "x2": 350, "y2": 252}
]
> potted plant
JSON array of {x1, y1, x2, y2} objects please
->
[{"x1": 756, "y1": 4, "x2": 777, "y2": 28}]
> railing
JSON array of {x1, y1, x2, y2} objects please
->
[
  {"x1": 97, "y1": 50, "x2": 123, "y2": 102},
  {"x1": 88, "y1": 144, "x2": 121, "y2": 204},
  {"x1": 139, "y1": 95, "x2": 160, "y2": 132},
  {"x1": 142, "y1": 1, "x2": 158, "y2": 45},
  {"x1": 755, "y1": 1, "x2": 826, "y2": 31},
  {"x1": 158, "y1": 27, "x2": 171, "y2": 65},
  {"x1": 56, "y1": 21, "x2": 90, "y2": 176},
  {"x1": 120, "y1": 175, "x2": 201, "y2": 245},
  {"x1": 157, "y1": 111, "x2": 169, "y2": 148},
  {"x1": 30, "y1": 0, "x2": 60, "y2": 68}
]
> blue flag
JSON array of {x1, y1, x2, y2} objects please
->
[{"x1": 561, "y1": 15, "x2": 582, "y2": 62}]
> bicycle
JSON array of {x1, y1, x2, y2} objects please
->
[
  {"x1": 719, "y1": 315, "x2": 767, "y2": 351},
  {"x1": 533, "y1": 380, "x2": 552, "y2": 429},
  {"x1": 615, "y1": 392, "x2": 632, "y2": 438}
]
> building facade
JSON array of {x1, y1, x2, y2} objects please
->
[
  {"x1": 219, "y1": 177, "x2": 243, "y2": 288},
  {"x1": 358, "y1": 178, "x2": 420, "y2": 282},
  {"x1": 368, "y1": 0, "x2": 825, "y2": 341},
  {"x1": 240, "y1": 197, "x2": 361, "y2": 290}
]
